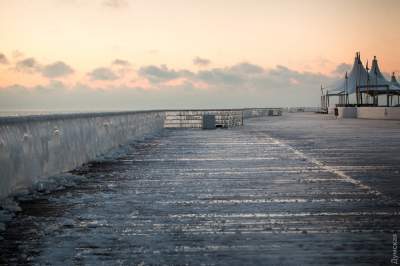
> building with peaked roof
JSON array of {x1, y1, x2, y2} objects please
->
[
  {"x1": 391, "y1": 72, "x2": 400, "y2": 88},
  {"x1": 321, "y1": 52, "x2": 400, "y2": 111},
  {"x1": 340, "y1": 52, "x2": 369, "y2": 94}
]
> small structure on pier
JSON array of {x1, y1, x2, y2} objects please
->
[
  {"x1": 202, "y1": 114, "x2": 217, "y2": 129},
  {"x1": 321, "y1": 52, "x2": 400, "y2": 113},
  {"x1": 164, "y1": 108, "x2": 282, "y2": 129},
  {"x1": 164, "y1": 110, "x2": 244, "y2": 129}
]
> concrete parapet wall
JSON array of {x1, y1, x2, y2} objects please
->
[
  {"x1": 357, "y1": 107, "x2": 400, "y2": 120},
  {"x1": 242, "y1": 108, "x2": 282, "y2": 118},
  {"x1": 165, "y1": 108, "x2": 283, "y2": 128},
  {"x1": 288, "y1": 107, "x2": 320, "y2": 113},
  {"x1": 0, "y1": 111, "x2": 165, "y2": 199},
  {"x1": 337, "y1": 107, "x2": 357, "y2": 118},
  {"x1": 164, "y1": 110, "x2": 243, "y2": 128}
]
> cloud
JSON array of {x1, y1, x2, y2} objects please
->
[
  {"x1": 137, "y1": 62, "x2": 338, "y2": 94},
  {"x1": 332, "y1": 63, "x2": 351, "y2": 76},
  {"x1": 2, "y1": 59, "x2": 346, "y2": 109},
  {"x1": 0, "y1": 53, "x2": 9, "y2": 64},
  {"x1": 112, "y1": 59, "x2": 132, "y2": 76},
  {"x1": 138, "y1": 65, "x2": 193, "y2": 83},
  {"x1": 112, "y1": 59, "x2": 130, "y2": 66},
  {"x1": 15, "y1": 57, "x2": 41, "y2": 73},
  {"x1": 88, "y1": 67, "x2": 118, "y2": 80},
  {"x1": 195, "y1": 63, "x2": 264, "y2": 87},
  {"x1": 42, "y1": 61, "x2": 74, "y2": 78},
  {"x1": 14, "y1": 57, "x2": 74, "y2": 78},
  {"x1": 102, "y1": 0, "x2": 128, "y2": 8},
  {"x1": 229, "y1": 62, "x2": 263, "y2": 74},
  {"x1": 193, "y1": 56, "x2": 211, "y2": 67},
  {"x1": 137, "y1": 62, "x2": 265, "y2": 87},
  {"x1": 35, "y1": 80, "x2": 67, "y2": 93},
  {"x1": 197, "y1": 68, "x2": 244, "y2": 86},
  {"x1": 0, "y1": 82, "x2": 149, "y2": 110}
]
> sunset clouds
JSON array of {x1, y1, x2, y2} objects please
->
[
  {"x1": 42, "y1": 61, "x2": 74, "y2": 78},
  {"x1": 0, "y1": 0, "x2": 399, "y2": 109},
  {"x1": 193, "y1": 57, "x2": 211, "y2": 67},
  {"x1": 0, "y1": 50, "x2": 343, "y2": 109},
  {"x1": 88, "y1": 67, "x2": 119, "y2": 81},
  {"x1": 0, "y1": 54, "x2": 9, "y2": 65}
]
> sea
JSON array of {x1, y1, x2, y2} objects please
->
[{"x1": 0, "y1": 109, "x2": 140, "y2": 117}]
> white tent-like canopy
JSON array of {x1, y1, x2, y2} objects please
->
[
  {"x1": 321, "y1": 52, "x2": 400, "y2": 109},
  {"x1": 329, "y1": 53, "x2": 399, "y2": 94},
  {"x1": 390, "y1": 73, "x2": 400, "y2": 89},
  {"x1": 367, "y1": 56, "x2": 399, "y2": 92},
  {"x1": 324, "y1": 53, "x2": 367, "y2": 94},
  {"x1": 341, "y1": 52, "x2": 369, "y2": 94}
]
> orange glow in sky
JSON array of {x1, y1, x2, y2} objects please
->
[{"x1": 0, "y1": 0, "x2": 399, "y2": 108}]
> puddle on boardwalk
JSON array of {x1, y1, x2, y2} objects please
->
[{"x1": 1, "y1": 113, "x2": 400, "y2": 265}]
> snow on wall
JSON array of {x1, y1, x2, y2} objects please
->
[
  {"x1": 242, "y1": 108, "x2": 282, "y2": 118},
  {"x1": 0, "y1": 111, "x2": 165, "y2": 199},
  {"x1": 164, "y1": 110, "x2": 243, "y2": 128}
]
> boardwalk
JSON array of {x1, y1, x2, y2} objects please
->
[{"x1": 1, "y1": 113, "x2": 400, "y2": 265}]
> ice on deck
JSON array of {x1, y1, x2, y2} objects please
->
[{"x1": 1, "y1": 113, "x2": 400, "y2": 265}]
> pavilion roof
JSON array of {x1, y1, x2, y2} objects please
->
[{"x1": 333, "y1": 53, "x2": 400, "y2": 93}]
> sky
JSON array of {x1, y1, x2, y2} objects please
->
[{"x1": 0, "y1": 0, "x2": 399, "y2": 110}]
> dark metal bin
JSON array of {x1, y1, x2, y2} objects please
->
[{"x1": 202, "y1": 114, "x2": 216, "y2": 129}]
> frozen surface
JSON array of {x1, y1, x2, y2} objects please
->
[
  {"x1": 1, "y1": 113, "x2": 400, "y2": 265},
  {"x1": 0, "y1": 111, "x2": 165, "y2": 199}
]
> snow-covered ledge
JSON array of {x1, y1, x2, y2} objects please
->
[{"x1": 0, "y1": 111, "x2": 165, "y2": 200}]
